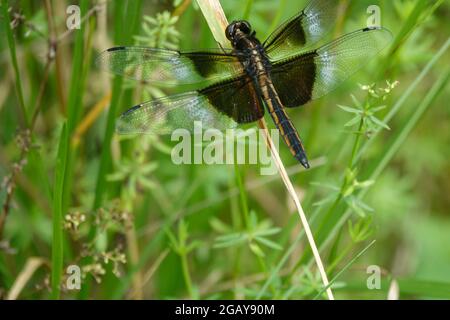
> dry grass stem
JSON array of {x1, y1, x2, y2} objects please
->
[{"x1": 195, "y1": 0, "x2": 334, "y2": 300}]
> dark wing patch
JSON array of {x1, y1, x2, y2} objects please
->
[
  {"x1": 264, "y1": 0, "x2": 337, "y2": 61},
  {"x1": 97, "y1": 47, "x2": 244, "y2": 87},
  {"x1": 271, "y1": 52, "x2": 317, "y2": 107},
  {"x1": 116, "y1": 76, "x2": 264, "y2": 135},
  {"x1": 271, "y1": 28, "x2": 393, "y2": 108},
  {"x1": 200, "y1": 77, "x2": 264, "y2": 124}
]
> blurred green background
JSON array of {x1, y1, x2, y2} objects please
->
[{"x1": 0, "y1": 0, "x2": 449, "y2": 299}]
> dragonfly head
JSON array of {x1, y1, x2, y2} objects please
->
[{"x1": 226, "y1": 20, "x2": 253, "y2": 43}]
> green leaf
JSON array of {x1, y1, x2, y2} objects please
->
[
  {"x1": 338, "y1": 105, "x2": 361, "y2": 114},
  {"x1": 370, "y1": 116, "x2": 391, "y2": 130},
  {"x1": 371, "y1": 105, "x2": 387, "y2": 112},
  {"x1": 350, "y1": 94, "x2": 363, "y2": 109},
  {"x1": 214, "y1": 233, "x2": 246, "y2": 248},
  {"x1": 255, "y1": 236, "x2": 283, "y2": 250},
  {"x1": 313, "y1": 194, "x2": 337, "y2": 207},
  {"x1": 344, "y1": 116, "x2": 362, "y2": 127},
  {"x1": 254, "y1": 227, "x2": 282, "y2": 237},
  {"x1": 249, "y1": 242, "x2": 265, "y2": 257}
]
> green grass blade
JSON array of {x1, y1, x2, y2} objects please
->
[
  {"x1": 93, "y1": 0, "x2": 143, "y2": 209},
  {"x1": 92, "y1": 78, "x2": 124, "y2": 209},
  {"x1": 62, "y1": 0, "x2": 89, "y2": 214},
  {"x1": 342, "y1": 278, "x2": 450, "y2": 299},
  {"x1": 1, "y1": 0, "x2": 28, "y2": 127},
  {"x1": 51, "y1": 123, "x2": 68, "y2": 299},
  {"x1": 89, "y1": 0, "x2": 143, "y2": 299},
  {"x1": 388, "y1": 0, "x2": 428, "y2": 55},
  {"x1": 65, "y1": 0, "x2": 89, "y2": 135},
  {"x1": 313, "y1": 240, "x2": 376, "y2": 299},
  {"x1": 396, "y1": 279, "x2": 450, "y2": 299},
  {"x1": 387, "y1": 0, "x2": 444, "y2": 60}
]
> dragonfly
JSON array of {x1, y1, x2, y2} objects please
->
[{"x1": 97, "y1": 0, "x2": 392, "y2": 169}]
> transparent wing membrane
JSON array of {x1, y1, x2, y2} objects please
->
[
  {"x1": 271, "y1": 27, "x2": 393, "y2": 108},
  {"x1": 116, "y1": 93, "x2": 238, "y2": 135},
  {"x1": 264, "y1": 0, "x2": 338, "y2": 61},
  {"x1": 116, "y1": 77, "x2": 265, "y2": 135},
  {"x1": 97, "y1": 46, "x2": 244, "y2": 87}
]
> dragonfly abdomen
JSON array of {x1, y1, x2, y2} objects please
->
[
  {"x1": 263, "y1": 83, "x2": 310, "y2": 168},
  {"x1": 272, "y1": 109, "x2": 310, "y2": 169}
]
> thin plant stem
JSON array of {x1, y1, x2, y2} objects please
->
[
  {"x1": 348, "y1": 119, "x2": 365, "y2": 169},
  {"x1": 258, "y1": 118, "x2": 334, "y2": 300},
  {"x1": 0, "y1": 0, "x2": 60, "y2": 238},
  {"x1": 313, "y1": 240, "x2": 376, "y2": 299},
  {"x1": 234, "y1": 162, "x2": 251, "y2": 227},
  {"x1": 195, "y1": 0, "x2": 229, "y2": 46},
  {"x1": 30, "y1": 60, "x2": 52, "y2": 131},
  {"x1": 6, "y1": 258, "x2": 47, "y2": 300},
  {"x1": 313, "y1": 117, "x2": 365, "y2": 239},
  {"x1": 44, "y1": 0, "x2": 66, "y2": 113},
  {"x1": 195, "y1": 0, "x2": 334, "y2": 300},
  {"x1": 181, "y1": 251, "x2": 195, "y2": 298},
  {"x1": 326, "y1": 240, "x2": 354, "y2": 275},
  {"x1": 126, "y1": 226, "x2": 143, "y2": 300},
  {"x1": 173, "y1": 0, "x2": 192, "y2": 17}
]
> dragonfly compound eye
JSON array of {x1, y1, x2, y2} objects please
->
[
  {"x1": 225, "y1": 23, "x2": 237, "y2": 40},
  {"x1": 240, "y1": 21, "x2": 252, "y2": 34}
]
